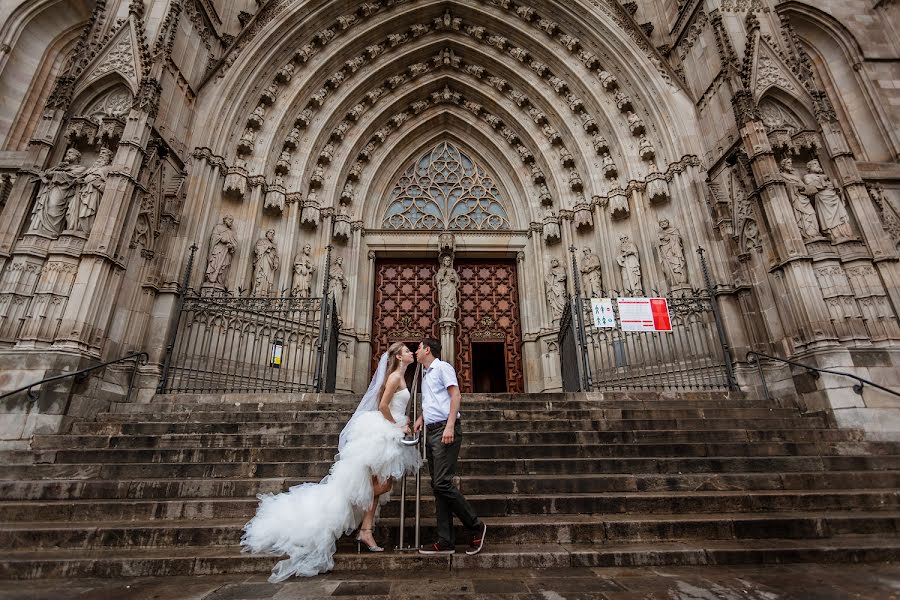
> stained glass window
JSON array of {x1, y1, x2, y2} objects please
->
[{"x1": 382, "y1": 142, "x2": 511, "y2": 230}]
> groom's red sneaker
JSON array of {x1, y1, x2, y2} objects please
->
[
  {"x1": 418, "y1": 540, "x2": 455, "y2": 555},
  {"x1": 466, "y1": 522, "x2": 487, "y2": 556}
]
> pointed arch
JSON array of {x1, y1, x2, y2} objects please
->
[{"x1": 381, "y1": 140, "x2": 512, "y2": 231}]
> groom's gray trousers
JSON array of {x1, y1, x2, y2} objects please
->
[{"x1": 425, "y1": 420, "x2": 480, "y2": 545}]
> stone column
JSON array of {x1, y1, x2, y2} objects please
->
[
  {"x1": 740, "y1": 119, "x2": 837, "y2": 350},
  {"x1": 440, "y1": 318, "x2": 455, "y2": 367},
  {"x1": 52, "y1": 107, "x2": 153, "y2": 354}
]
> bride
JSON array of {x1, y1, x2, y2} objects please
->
[{"x1": 240, "y1": 341, "x2": 422, "y2": 581}]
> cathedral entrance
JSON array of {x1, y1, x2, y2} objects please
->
[{"x1": 371, "y1": 258, "x2": 524, "y2": 393}]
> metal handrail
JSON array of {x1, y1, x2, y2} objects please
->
[
  {"x1": 0, "y1": 352, "x2": 149, "y2": 402},
  {"x1": 746, "y1": 350, "x2": 900, "y2": 402}
]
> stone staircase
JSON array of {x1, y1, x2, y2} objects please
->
[{"x1": 1, "y1": 391, "x2": 899, "y2": 579}]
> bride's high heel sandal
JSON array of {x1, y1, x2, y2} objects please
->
[{"x1": 356, "y1": 529, "x2": 384, "y2": 553}]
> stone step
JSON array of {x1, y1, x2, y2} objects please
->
[
  {"x1": 4, "y1": 470, "x2": 900, "y2": 501},
  {"x1": 31, "y1": 428, "x2": 865, "y2": 450},
  {"x1": 70, "y1": 417, "x2": 829, "y2": 435},
  {"x1": 92, "y1": 407, "x2": 804, "y2": 423},
  {"x1": 31, "y1": 441, "x2": 900, "y2": 465},
  {"x1": 1, "y1": 538, "x2": 897, "y2": 579},
  {"x1": 2, "y1": 489, "x2": 897, "y2": 522},
  {"x1": 7, "y1": 454, "x2": 900, "y2": 480},
  {"x1": 4, "y1": 512, "x2": 898, "y2": 551},
  {"x1": 110, "y1": 394, "x2": 772, "y2": 414}
]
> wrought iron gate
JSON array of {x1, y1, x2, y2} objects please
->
[
  {"x1": 160, "y1": 293, "x2": 339, "y2": 394},
  {"x1": 559, "y1": 248, "x2": 736, "y2": 392}
]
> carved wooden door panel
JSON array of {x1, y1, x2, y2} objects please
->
[
  {"x1": 455, "y1": 260, "x2": 524, "y2": 393},
  {"x1": 371, "y1": 261, "x2": 439, "y2": 369}
]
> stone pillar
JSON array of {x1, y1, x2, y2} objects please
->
[
  {"x1": 52, "y1": 108, "x2": 153, "y2": 354},
  {"x1": 819, "y1": 119, "x2": 900, "y2": 323},
  {"x1": 740, "y1": 119, "x2": 837, "y2": 350},
  {"x1": 440, "y1": 318, "x2": 456, "y2": 367}
]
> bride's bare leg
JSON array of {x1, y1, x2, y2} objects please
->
[{"x1": 358, "y1": 476, "x2": 394, "y2": 547}]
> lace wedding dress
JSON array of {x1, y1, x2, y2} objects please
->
[{"x1": 240, "y1": 388, "x2": 421, "y2": 581}]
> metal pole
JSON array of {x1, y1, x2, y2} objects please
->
[
  {"x1": 749, "y1": 353, "x2": 771, "y2": 403},
  {"x1": 569, "y1": 246, "x2": 592, "y2": 391},
  {"x1": 697, "y1": 246, "x2": 737, "y2": 391},
  {"x1": 157, "y1": 243, "x2": 198, "y2": 393},
  {"x1": 313, "y1": 245, "x2": 333, "y2": 392}
]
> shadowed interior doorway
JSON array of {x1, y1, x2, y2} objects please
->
[{"x1": 471, "y1": 341, "x2": 508, "y2": 393}]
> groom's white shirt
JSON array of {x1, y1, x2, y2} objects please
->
[{"x1": 421, "y1": 358, "x2": 460, "y2": 425}]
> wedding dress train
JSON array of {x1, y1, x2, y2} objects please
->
[{"x1": 240, "y1": 388, "x2": 420, "y2": 581}]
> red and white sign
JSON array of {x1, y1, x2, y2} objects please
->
[{"x1": 617, "y1": 297, "x2": 672, "y2": 332}]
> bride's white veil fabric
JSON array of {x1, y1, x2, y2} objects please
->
[{"x1": 338, "y1": 351, "x2": 389, "y2": 451}]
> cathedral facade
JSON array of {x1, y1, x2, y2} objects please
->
[{"x1": 0, "y1": 0, "x2": 898, "y2": 443}]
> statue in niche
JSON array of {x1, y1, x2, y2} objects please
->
[
  {"x1": 252, "y1": 228, "x2": 279, "y2": 297},
  {"x1": 656, "y1": 219, "x2": 689, "y2": 287},
  {"x1": 803, "y1": 159, "x2": 854, "y2": 242},
  {"x1": 780, "y1": 158, "x2": 819, "y2": 239},
  {"x1": 291, "y1": 243, "x2": 315, "y2": 298},
  {"x1": 435, "y1": 254, "x2": 459, "y2": 320},
  {"x1": 204, "y1": 215, "x2": 237, "y2": 290},
  {"x1": 28, "y1": 148, "x2": 86, "y2": 236},
  {"x1": 545, "y1": 257, "x2": 568, "y2": 321},
  {"x1": 66, "y1": 147, "x2": 112, "y2": 233},
  {"x1": 616, "y1": 235, "x2": 643, "y2": 293},
  {"x1": 580, "y1": 247, "x2": 603, "y2": 298},
  {"x1": 328, "y1": 256, "x2": 348, "y2": 324}
]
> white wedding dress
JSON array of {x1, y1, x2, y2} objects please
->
[{"x1": 240, "y1": 388, "x2": 421, "y2": 581}]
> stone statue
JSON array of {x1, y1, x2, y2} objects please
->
[
  {"x1": 580, "y1": 247, "x2": 603, "y2": 298},
  {"x1": 656, "y1": 219, "x2": 688, "y2": 287},
  {"x1": 781, "y1": 158, "x2": 819, "y2": 239},
  {"x1": 545, "y1": 257, "x2": 567, "y2": 321},
  {"x1": 252, "y1": 228, "x2": 279, "y2": 297},
  {"x1": 803, "y1": 159, "x2": 854, "y2": 242},
  {"x1": 542, "y1": 205, "x2": 561, "y2": 243},
  {"x1": 28, "y1": 148, "x2": 86, "y2": 236},
  {"x1": 616, "y1": 235, "x2": 643, "y2": 293},
  {"x1": 65, "y1": 147, "x2": 112, "y2": 234},
  {"x1": 204, "y1": 215, "x2": 237, "y2": 290},
  {"x1": 328, "y1": 256, "x2": 348, "y2": 323},
  {"x1": 435, "y1": 254, "x2": 459, "y2": 320},
  {"x1": 291, "y1": 243, "x2": 315, "y2": 298}
]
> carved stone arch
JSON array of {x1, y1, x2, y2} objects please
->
[
  {"x1": 357, "y1": 114, "x2": 532, "y2": 230},
  {"x1": 302, "y1": 76, "x2": 566, "y2": 219},
  {"x1": 778, "y1": 3, "x2": 897, "y2": 161},
  {"x1": 198, "y1": 0, "x2": 696, "y2": 165},
  {"x1": 757, "y1": 92, "x2": 820, "y2": 156},
  {"x1": 63, "y1": 78, "x2": 134, "y2": 152},
  {"x1": 70, "y1": 22, "x2": 142, "y2": 100},
  {"x1": 257, "y1": 35, "x2": 616, "y2": 189}
]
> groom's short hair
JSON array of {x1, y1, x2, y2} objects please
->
[{"x1": 421, "y1": 337, "x2": 442, "y2": 359}]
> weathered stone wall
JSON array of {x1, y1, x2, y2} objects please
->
[{"x1": 0, "y1": 0, "x2": 897, "y2": 444}]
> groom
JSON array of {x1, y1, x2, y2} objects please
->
[{"x1": 414, "y1": 338, "x2": 487, "y2": 556}]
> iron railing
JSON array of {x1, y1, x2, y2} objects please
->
[
  {"x1": 0, "y1": 352, "x2": 148, "y2": 403},
  {"x1": 747, "y1": 350, "x2": 900, "y2": 402}
]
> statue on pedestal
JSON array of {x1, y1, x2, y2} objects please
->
[
  {"x1": 328, "y1": 256, "x2": 348, "y2": 324},
  {"x1": 580, "y1": 247, "x2": 603, "y2": 298},
  {"x1": 803, "y1": 159, "x2": 854, "y2": 242},
  {"x1": 66, "y1": 147, "x2": 112, "y2": 234},
  {"x1": 616, "y1": 235, "x2": 643, "y2": 294},
  {"x1": 436, "y1": 255, "x2": 459, "y2": 320},
  {"x1": 252, "y1": 228, "x2": 279, "y2": 297},
  {"x1": 291, "y1": 243, "x2": 315, "y2": 298},
  {"x1": 204, "y1": 215, "x2": 237, "y2": 290},
  {"x1": 545, "y1": 257, "x2": 567, "y2": 321},
  {"x1": 656, "y1": 219, "x2": 688, "y2": 287},
  {"x1": 780, "y1": 158, "x2": 820, "y2": 240},
  {"x1": 28, "y1": 148, "x2": 86, "y2": 237}
]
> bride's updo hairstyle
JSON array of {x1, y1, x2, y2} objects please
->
[{"x1": 378, "y1": 341, "x2": 408, "y2": 402}]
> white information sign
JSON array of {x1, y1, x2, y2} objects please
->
[
  {"x1": 617, "y1": 297, "x2": 672, "y2": 332},
  {"x1": 590, "y1": 298, "x2": 615, "y2": 328}
]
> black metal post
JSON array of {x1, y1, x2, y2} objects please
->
[
  {"x1": 157, "y1": 243, "x2": 198, "y2": 393},
  {"x1": 313, "y1": 244, "x2": 333, "y2": 392},
  {"x1": 697, "y1": 246, "x2": 737, "y2": 390},
  {"x1": 569, "y1": 246, "x2": 592, "y2": 391}
]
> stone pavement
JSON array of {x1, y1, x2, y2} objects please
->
[{"x1": 0, "y1": 564, "x2": 898, "y2": 599}]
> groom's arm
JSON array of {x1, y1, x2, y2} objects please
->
[{"x1": 442, "y1": 385, "x2": 461, "y2": 444}]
